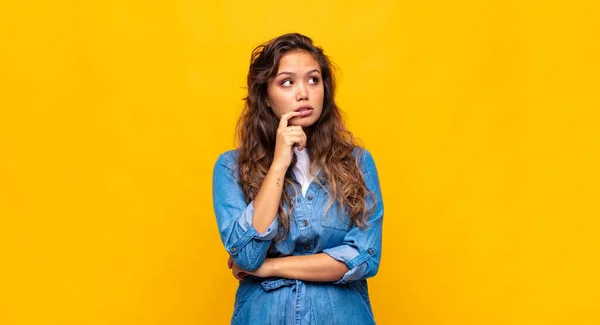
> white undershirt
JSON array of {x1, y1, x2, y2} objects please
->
[{"x1": 292, "y1": 147, "x2": 321, "y2": 197}]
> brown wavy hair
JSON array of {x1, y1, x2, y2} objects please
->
[{"x1": 235, "y1": 33, "x2": 374, "y2": 240}]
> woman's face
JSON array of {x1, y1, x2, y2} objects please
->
[{"x1": 266, "y1": 50, "x2": 324, "y2": 128}]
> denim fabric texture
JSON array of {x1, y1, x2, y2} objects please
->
[{"x1": 212, "y1": 148, "x2": 384, "y2": 325}]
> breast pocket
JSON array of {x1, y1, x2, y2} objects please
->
[{"x1": 320, "y1": 200, "x2": 353, "y2": 232}]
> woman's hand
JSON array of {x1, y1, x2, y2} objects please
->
[
  {"x1": 271, "y1": 112, "x2": 307, "y2": 171},
  {"x1": 228, "y1": 256, "x2": 274, "y2": 280}
]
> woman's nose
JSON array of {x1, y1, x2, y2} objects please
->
[{"x1": 296, "y1": 84, "x2": 308, "y2": 101}]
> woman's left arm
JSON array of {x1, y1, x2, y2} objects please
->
[{"x1": 230, "y1": 253, "x2": 349, "y2": 281}]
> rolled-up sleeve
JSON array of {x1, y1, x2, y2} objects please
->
[
  {"x1": 322, "y1": 150, "x2": 384, "y2": 284},
  {"x1": 212, "y1": 152, "x2": 278, "y2": 271}
]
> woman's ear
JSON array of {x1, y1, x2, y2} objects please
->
[{"x1": 265, "y1": 97, "x2": 270, "y2": 107}]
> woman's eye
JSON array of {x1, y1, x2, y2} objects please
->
[
  {"x1": 281, "y1": 80, "x2": 292, "y2": 86},
  {"x1": 308, "y1": 77, "x2": 319, "y2": 84}
]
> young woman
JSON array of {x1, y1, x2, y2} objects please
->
[{"x1": 212, "y1": 33, "x2": 384, "y2": 325}]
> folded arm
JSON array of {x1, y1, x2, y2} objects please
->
[
  {"x1": 230, "y1": 253, "x2": 348, "y2": 282},
  {"x1": 230, "y1": 150, "x2": 384, "y2": 284},
  {"x1": 213, "y1": 153, "x2": 284, "y2": 271}
]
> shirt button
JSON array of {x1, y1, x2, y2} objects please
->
[
  {"x1": 297, "y1": 197, "x2": 302, "y2": 203},
  {"x1": 367, "y1": 249, "x2": 374, "y2": 255},
  {"x1": 304, "y1": 244, "x2": 311, "y2": 251},
  {"x1": 307, "y1": 195, "x2": 313, "y2": 201},
  {"x1": 302, "y1": 220, "x2": 309, "y2": 226},
  {"x1": 231, "y1": 247, "x2": 237, "y2": 252}
]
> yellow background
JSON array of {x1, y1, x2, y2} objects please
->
[{"x1": 1, "y1": 0, "x2": 599, "y2": 324}]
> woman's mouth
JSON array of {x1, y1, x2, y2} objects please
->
[{"x1": 295, "y1": 107, "x2": 313, "y2": 117}]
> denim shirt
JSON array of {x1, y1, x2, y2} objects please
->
[{"x1": 212, "y1": 148, "x2": 384, "y2": 325}]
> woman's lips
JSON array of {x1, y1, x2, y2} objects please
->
[{"x1": 296, "y1": 108, "x2": 313, "y2": 117}]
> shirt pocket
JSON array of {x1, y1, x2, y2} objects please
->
[{"x1": 320, "y1": 201, "x2": 352, "y2": 232}]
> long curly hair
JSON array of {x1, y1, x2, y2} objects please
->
[{"x1": 235, "y1": 33, "x2": 374, "y2": 240}]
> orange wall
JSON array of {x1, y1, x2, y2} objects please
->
[{"x1": 1, "y1": 1, "x2": 599, "y2": 324}]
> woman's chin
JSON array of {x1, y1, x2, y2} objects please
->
[{"x1": 289, "y1": 118, "x2": 317, "y2": 128}]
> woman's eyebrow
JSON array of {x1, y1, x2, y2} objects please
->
[
  {"x1": 276, "y1": 71, "x2": 294, "y2": 77},
  {"x1": 276, "y1": 69, "x2": 321, "y2": 77}
]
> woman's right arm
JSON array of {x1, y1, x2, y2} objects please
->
[
  {"x1": 251, "y1": 111, "x2": 305, "y2": 232},
  {"x1": 213, "y1": 112, "x2": 305, "y2": 271},
  {"x1": 213, "y1": 152, "x2": 277, "y2": 272}
]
